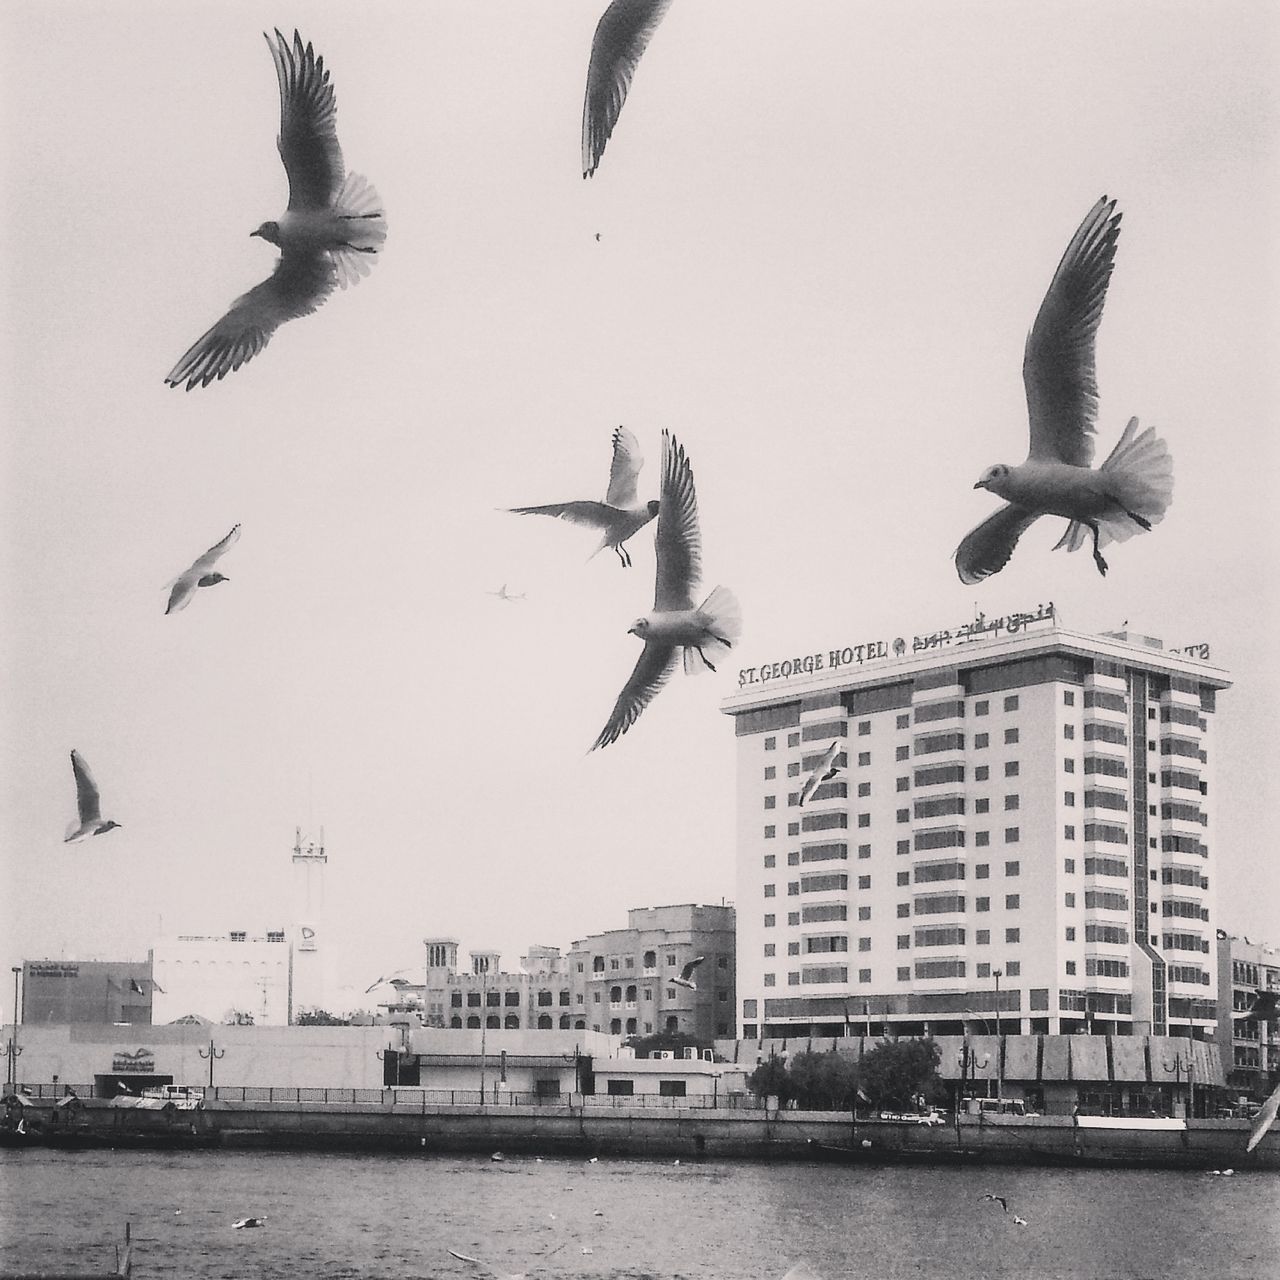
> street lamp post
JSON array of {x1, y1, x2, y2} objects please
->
[
  {"x1": 198, "y1": 1038, "x2": 225, "y2": 1090},
  {"x1": 993, "y1": 969, "x2": 1004, "y2": 1104},
  {"x1": 478, "y1": 969, "x2": 488, "y2": 1107},
  {"x1": 1162, "y1": 1052, "x2": 1195, "y2": 1119},
  {"x1": 7, "y1": 968, "x2": 21, "y2": 1090}
]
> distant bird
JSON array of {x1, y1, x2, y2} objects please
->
[
  {"x1": 587, "y1": 1157, "x2": 599, "y2": 1164},
  {"x1": 591, "y1": 431, "x2": 741, "y2": 750},
  {"x1": 507, "y1": 425, "x2": 659, "y2": 568},
  {"x1": 955, "y1": 196, "x2": 1173, "y2": 582},
  {"x1": 490, "y1": 1152, "x2": 505, "y2": 1162},
  {"x1": 798, "y1": 740, "x2": 843, "y2": 806},
  {"x1": 1242, "y1": 990, "x2": 1279, "y2": 1022},
  {"x1": 232, "y1": 1217, "x2": 266, "y2": 1230},
  {"x1": 64, "y1": 751, "x2": 122, "y2": 843},
  {"x1": 671, "y1": 956, "x2": 705, "y2": 990},
  {"x1": 1246, "y1": 1080, "x2": 1280, "y2": 1154},
  {"x1": 582, "y1": 0, "x2": 673, "y2": 178},
  {"x1": 165, "y1": 524, "x2": 241, "y2": 615},
  {"x1": 166, "y1": 30, "x2": 387, "y2": 390},
  {"x1": 979, "y1": 1193, "x2": 1009, "y2": 1212},
  {"x1": 488, "y1": 584, "x2": 527, "y2": 602}
]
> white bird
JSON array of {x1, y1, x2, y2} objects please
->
[
  {"x1": 166, "y1": 30, "x2": 387, "y2": 390},
  {"x1": 955, "y1": 196, "x2": 1173, "y2": 582},
  {"x1": 232, "y1": 1217, "x2": 266, "y2": 1230},
  {"x1": 671, "y1": 956, "x2": 705, "y2": 990},
  {"x1": 1246, "y1": 1079, "x2": 1280, "y2": 1154},
  {"x1": 582, "y1": 0, "x2": 674, "y2": 178},
  {"x1": 165, "y1": 524, "x2": 241, "y2": 615},
  {"x1": 64, "y1": 750, "x2": 122, "y2": 843},
  {"x1": 488, "y1": 584, "x2": 526, "y2": 602},
  {"x1": 591, "y1": 431, "x2": 741, "y2": 750},
  {"x1": 1012, "y1": 1216, "x2": 1029, "y2": 1227},
  {"x1": 798, "y1": 740, "x2": 843, "y2": 806},
  {"x1": 507, "y1": 426, "x2": 659, "y2": 568}
]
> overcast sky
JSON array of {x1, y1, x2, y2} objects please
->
[{"x1": 2, "y1": 1, "x2": 1277, "y2": 1017}]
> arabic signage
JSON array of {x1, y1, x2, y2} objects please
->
[
  {"x1": 111, "y1": 1047, "x2": 156, "y2": 1073},
  {"x1": 27, "y1": 963, "x2": 80, "y2": 978},
  {"x1": 737, "y1": 603, "x2": 1057, "y2": 689}
]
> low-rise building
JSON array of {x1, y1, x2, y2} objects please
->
[
  {"x1": 1214, "y1": 932, "x2": 1280, "y2": 1099},
  {"x1": 19, "y1": 959, "x2": 155, "y2": 1026}
]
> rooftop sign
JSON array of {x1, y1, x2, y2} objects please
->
[{"x1": 736, "y1": 603, "x2": 1056, "y2": 690}]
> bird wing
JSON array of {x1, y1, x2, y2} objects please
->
[
  {"x1": 266, "y1": 29, "x2": 345, "y2": 211},
  {"x1": 653, "y1": 430, "x2": 701, "y2": 611},
  {"x1": 70, "y1": 750, "x2": 102, "y2": 825},
  {"x1": 680, "y1": 956, "x2": 705, "y2": 982},
  {"x1": 954, "y1": 503, "x2": 1042, "y2": 585},
  {"x1": 165, "y1": 578, "x2": 198, "y2": 616},
  {"x1": 1244, "y1": 990, "x2": 1279, "y2": 1021},
  {"x1": 506, "y1": 500, "x2": 620, "y2": 530},
  {"x1": 604, "y1": 425, "x2": 644, "y2": 508},
  {"x1": 1023, "y1": 196, "x2": 1122, "y2": 467},
  {"x1": 581, "y1": 0, "x2": 674, "y2": 178},
  {"x1": 1246, "y1": 1080, "x2": 1280, "y2": 1154},
  {"x1": 189, "y1": 524, "x2": 242, "y2": 576},
  {"x1": 591, "y1": 640, "x2": 679, "y2": 750},
  {"x1": 799, "y1": 740, "x2": 840, "y2": 805},
  {"x1": 166, "y1": 250, "x2": 337, "y2": 390}
]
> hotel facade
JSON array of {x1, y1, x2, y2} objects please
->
[{"x1": 722, "y1": 612, "x2": 1229, "y2": 1044}]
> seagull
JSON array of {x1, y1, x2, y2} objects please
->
[
  {"x1": 798, "y1": 740, "x2": 843, "y2": 806},
  {"x1": 232, "y1": 1217, "x2": 266, "y2": 1230},
  {"x1": 488, "y1": 584, "x2": 527, "y2": 602},
  {"x1": 506, "y1": 426, "x2": 659, "y2": 568},
  {"x1": 1242, "y1": 990, "x2": 1279, "y2": 1022},
  {"x1": 671, "y1": 956, "x2": 705, "y2": 990},
  {"x1": 591, "y1": 431, "x2": 741, "y2": 750},
  {"x1": 955, "y1": 196, "x2": 1173, "y2": 582},
  {"x1": 1246, "y1": 1079, "x2": 1280, "y2": 1154},
  {"x1": 1012, "y1": 1216, "x2": 1029, "y2": 1227},
  {"x1": 64, "y1": 751, "x2": 122, "y2": 843},
  {"x1": 979, "y1": 1193, "x2": 1009, "y2": 1212},
  {"x1": 166, "y1": 30, "x2": 387, "y2": 390},
  {"x1": 165, "y1": 524, "x2": 241, "y2": 615},
  {"x1": 582, "y1": 0, "x2": 674, "y2": 178}
]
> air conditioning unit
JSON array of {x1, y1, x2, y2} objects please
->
[
  {"x1": 655, "y1": 1050, "x2": 675, "y2": 1060},
  {"x1": 617, "y1": 1046, "x2": 636, "y2": 1059},
  {"x1": 701, "y1": 1049, "x2": 714, "y2": 1062},
  {"x1": 682, "y1": 1047, "x2": 697, "y2": 1060}
]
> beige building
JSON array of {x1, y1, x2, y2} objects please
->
[
  {"x1": 722, "y1": 613, "x2": 1229, "y2": 1043},
  {"x1": 567, "y1": 904, "x2": 737, "y2": 1042}
]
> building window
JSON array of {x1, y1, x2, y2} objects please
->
[
  {"x1": 1064, "y1": 893, "x2": 1075, "y2": 908},
  {"x1": 764, "y1": 914, "x2": 775, "y2": 928},
  {"x1": 897, "y1": 903, "x2": 910, "y2": 918},
  {"x1": 1064, "y1": 825, "x2": 1076, "y2": 840},
  {"x1": 1006, "y1": 961, "x2": 1021, "y2": 977},
  {"x1": 1006, "y1": 925, "x2": 1020, "y2": 941},
  {"x1": 897, "y1": 871, "x2": 910, "y2": 886},
  {"x1": 1066, "y1": 960, "x2": 1077, "y2": 975},
  {"x1": 975, "y1": 863, "x2": 989, "y2": 879},
  {"x1": 975, "y1": 798, "x2": 990, "y2": 814},
  {"x1": 788, "y1": 911, "x2": 800, "y2": 925},
  {"x1": 858, "y1": 905, "x2": 872, "y2": 921},
  {"x1": 976, "y1": 897, "x2": 990, "y2": 912},
  {"x1": 1064, "y1": 724, "x2": 1075, "y2": 739},
  {"x1": 788, "y1": 851, "x2": 800, "y2": 865},
  {"x1": 858, "y1": 720, "x2": 871, "y2": 735},
  {"x1": 859, "y1": 969, "x2": 872, "y2": 983},
  {"x1": 1064, "y1": 791, "x2": 1076, "y2": 806},
  {"x1": 896, "y1": 745, "x2": 910, "y2": 761},
  {"x1": 975, "y1": 831, "x2": 990, "y2": 847},
  {"x1": 1005, "y1": 862, "x2": 1020, "y2": 878},
  {"x1": 1064, "y1": 691, "x2": 1075, "y2": 706},
  {"x1": 607, "y1": 1079, "x2": 634, "y2": 1096},
  {"x1": 1003, "y1": 695, "x2": 1019, "y2": 712},
  {"x1": 1005, "y1": 828, "x2": 1020, "y2": 843},
  {"x1": 898, "y1": 935, "x2": 910, "y2": 949},
  {"x1": 858, "y1": 782, "x2": 871, "y2": 797},
  {"x1": 764, "y1": 795, "x2": 776, "y2": 810},
  {"x1": 788, "y1": 881, "x2": 800, "y2": 896},
  {"x1": 787, "y1": 941, "x2": 801, "y2": 956},
  {"x1": 858, "y1": 875, "x2": 871, "y2": 889},
  {"x1": 1064, "y1": 858, "x2": 1076, "y2": 873},
  {"x1": 897, "y1": 966, "x2": 911, "y2": 981},
  {"x1": 1064, "y1": 758, "x2": 1076, "y2": 773},
  {"x1": 764, "y1": 825, "x2": 776, "y2": 839},
  {"x1": 764, "y1": 736, "x2": 776, "y2": 750},
  {"x1": 788, "y1": 732, "x2": 800, "y2": 747},
  {"x1": 659, "y1": 1080, "x2": 687, "y2": 1098},
  {"x1": 976, "y1": 929, "x2": 990, "y2": 945},
  {"x1": 974, "y1": 700, "x2": 989, "y2": 716},
  {"x1": 858, "y1": 843, "x2": 871, "y2": 859},
  {"x1": 858, "y1": 751, "x2": 871, "y2": 766},
  {"x1": 858, "y1": 813, "x2": 871, "y2": 828},
  {"x1": 1005, "y1": 761, "x2": 1020, "y2": 777},
  {"x1": 763, "y1": 944, "x2": 775, "y2": 957},
  {"x1": 1004, "y1": 794, "x2": 1019, "y2": 810},
  {"x1": 858, "y1": 937, "x2": 871, "y2": 952},
  {"x1": 897, "y1": 776, "x2": 910, "y2": 792},
  {"x1": 975, "y1": 733, "x2": 990, "y2": 749},
  {"x1": 763, "y1": 974, "x2": 776, "y2": 987},
  {"x1": 896, "y1": 808, "x2": 910, "y2": 823},
  {"x1": 788, "y1": 822, "x2": 800, "y2": 836},
  {"x1": 975, "y1": 765, "x2": 989, "y2": 781},
  {"x1": 764, "y1": 766, "x2": 776, "y2": 780},
  {"x1": 764, "y1": 884, "x2": 776, "y2": 898},
  {"x1": 1005, "y1": 728, "x2": 1019, "y2": 745},
  {"x1": 897, "y1": 713, "x2": 910, "y2": 729}
]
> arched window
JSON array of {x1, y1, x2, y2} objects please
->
[
  {"x1": 610, "y1": 986, "x2": 622, "y2": 1004},
  {"x1": 574, "y1": 1019, "x2": 586, "y2": 1030},
  {"x1": 486, "y1": 1015, "x2": 501, "y2": 1029},
  {"x1": 466, "y1": 1016, "x2": 480, "y2": 1029},
  {"x1": 537, "y1": 1014, "x2": 553, "y2": 1030},
  {"x1": 665, "y1": 1015, "x2": 679, "y2": 1033},
  {"x1": 450, "y1": 1016, "x2": 463, "y2": 1029},
  {"x1": 559, "y1": 1014, "x2": 571, "y2": 1029},
  {"x1": 643, "y1": 950, "x2": 656, "y2": 969},
  {"x1": 625, "y1": 985, "x2": 637, "y2": 1003},
  {"x1": 625, "y1": 1018, "x2": 637, "y2": 1035},
  {"x1": 504, "y1": 1014, "x2": 520, "y2": 1029},
  {"x1": 610, "y1": 1018, "x2": 622, "y2": 1034}
]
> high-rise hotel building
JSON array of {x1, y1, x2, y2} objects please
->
[{"x1": 722, "y1": 615, "x2": 1230, "y2": 1042}]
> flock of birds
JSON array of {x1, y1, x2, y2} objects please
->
[{"x1": 62, "y1": 0, "x2": 1183, "y2": 839}]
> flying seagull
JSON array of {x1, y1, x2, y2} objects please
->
[
  {"x1": 232, "y1": 1217, "x2": 266, "y2": 1230},
  {"x1": 582, "y1": 0, "x2": 674, "y2": 178},
  {"x1": 955, "y1": 196, "x2": 1173, "y2": 582},
  {"x1": 798, "y1": 740, "x2": 843, "y2": 806},
  {"x1": 1242, "y1": 990, "x2": 1279, "y2": 1023},
  {"x1": 165, "y1": 524, "x2": 241, "y2": 615},
  {"x1": 507, "y1": 426, "x2": 659, "y2": 568},
  {"x1": 65, "y1": 751, "x2": 122, "y2": 843},
  {"x1": 166, "y1": 30, "x2": 387, "y2": 390},
  {"x1": 591, "y1": 431, "x2": 741, "y2": 750},
  {"x1": 979, "y1": 1193, "x2": 1009, "y2": 1212},
  {"x1": 1246, "y1": 1079, "x2": 1280, "y2": 1154},
  {"x1": 488, "y1": 584, "x2": 526, "y2": 602},
  {"x1": 671, "y1": 956, "x2": 705, "y2": 990}
]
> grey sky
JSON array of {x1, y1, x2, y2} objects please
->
[{"x1": 2, "y1": 1, "x2": 1277, "y2": 1013}]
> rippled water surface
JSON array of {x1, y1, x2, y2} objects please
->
[{"x1": 2, "y1": 1149, "x2": 1276, "y2": 1279}]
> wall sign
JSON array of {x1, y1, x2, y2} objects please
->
[{"x1": 111, "y1": 1048, "x2": 156, "y2": 1073}]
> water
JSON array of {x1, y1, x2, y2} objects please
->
[{"x1": 1, "y1": 1149, "x2": 1276, "y2": 1279}]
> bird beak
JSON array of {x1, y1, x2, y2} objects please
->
[
  {"x1": 972, "y1": 480, "x2": 985, "y2": 490},
  {"x1": 249, "y1": 229, "x2": 264, "y2": 239}
]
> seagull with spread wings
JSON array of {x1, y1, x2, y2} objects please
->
[
  {"x1": 64, "y1": 751, "x2": 122, "y2": 844},
  {"x1": 591, "y1": 431, "x2": 740, "y2": 750},
  {"x1": 1246, "y1": 1079, "x2": 1280, "y2": 1154},
  {"x1": 798, "y1": 740, "x2": 844, "y2": 806},
  {"x1": 1242, "y1": 990, "x2": 1279, "y2": 1023},
  {"x1": 507, "y1": 426, "x2": 659, "y2": 568},
  {"x1": 165, "y1": 524, "x2": 241, "y2": 615},
  {"x1": 582, "y1": 0, "x2": 673, "y2": 177},
  {"x1": 166, "y1": 30, "x2": 387, "y2": 390},
  {"x1": 671, "y1": 956, "x2": 705, "y2": 990},
  {"x1": 955, "y1": 196, "x2": 1172, "y2": 582}
]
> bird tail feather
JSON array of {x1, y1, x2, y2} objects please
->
[
  {"x1": 331, "y1": 173, "x2": 388, "y2": 289},
  {"x1": 1054, "y1": 417, "x2": 1173, "y2": 553},
  {"x1": 683, "y1": 585, "x2": 742, "y2": 675}
]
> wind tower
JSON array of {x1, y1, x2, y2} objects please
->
[{"x1": 290, "y1": 826, "x2": 329, "y2": 1019}]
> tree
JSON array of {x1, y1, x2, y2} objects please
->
[
  {"x1": 746, "y1": 1053, "x2": 793, "y2": 1105},
  {"x1": 857, "y1": 1038, "x2": 944, "y2": 1112},
  {"x1": 294, "y1": 1008, "x2": 350, "y2": 1026},
  {"x1": 787, "y1": 1049, "x2": 862, "y2": 1110}
]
